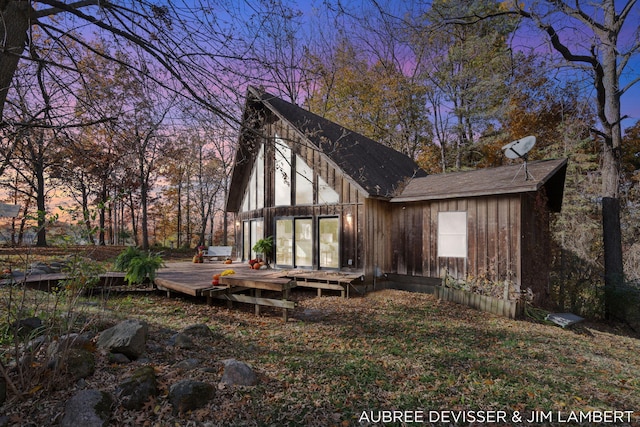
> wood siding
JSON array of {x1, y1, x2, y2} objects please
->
[
  {"x1": 388, "y1": 195, "x2": 524, "y2": 295},
  {"x1": 520, "y1": 190, "x2": 552, "y2": 304},
  {"x1": 233, "y1": 112, "x2": 366, "y2": 271}
]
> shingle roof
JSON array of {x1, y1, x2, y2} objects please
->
[
  {"x1": 392, "y1": 158, "x2": 568, "y2": 212},
  {"x1": 252, "y1": 88, "x2": 427, "y2": 198},
  {"x1": 226, "y1": 88, "x2": 567, "y2": 214}
]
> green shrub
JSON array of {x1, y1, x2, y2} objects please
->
[
  {"x1": 114, "y1": 246, "x2": 142, "y2": 272},
  {"x1": 115, "y1": 247, "x2": 164, "y2": 285}
]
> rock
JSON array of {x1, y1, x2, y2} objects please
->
[
  {"x1": 47, "y1": 333, "x2": 94, "y2": 356},
  {"x1": 116, "y1": 365, "x2": 158, "y2": 410},
  {"x1": 168, "y1": 380, "x2": 214, "y2": 414},
  {"x1": 25, "y1": 335, "x2": 47, "y2": 353},
  {"x1": 182, "y1": 323, "x2": 215, "y2": 338},
  {"x1": 172, "y1": 333, "x2": 194, "y2": 349},
  {"x1": 108, "y1": 353, "x2": 131, "y2": 364},
  {"x1": 30, "y1": 262, "x2": 53, "y2": 273},
  {"x1": 220, "y1": 359, "x2": 257, "y2": 386},
  {"x1": 97, "y1": 319, "x2": 148, "y2": 359},
  {"x1": 65, "y1": 348, "x2": 96, "y2": 380},
  {"x1": 11, "y1": 317, "x2": 43, "y2": 338},
  {"x1": 173, "y1": 358, "x2": 200, "y2": 371},
  {"x1": 61, "y1": 389, "x2": 114, "y2": 427}
]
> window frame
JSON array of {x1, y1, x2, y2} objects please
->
[{"x1": 437, "y1": 211, "x2": 468, "y2": 258}]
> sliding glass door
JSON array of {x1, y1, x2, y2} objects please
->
[
  {"x1": 294, "y1": 218, "x2": 313, "y2": 267},
  {"x1": 319, "y1": 217, "x2": 339, "y2": 268}
]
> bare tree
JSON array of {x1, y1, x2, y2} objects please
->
[
  {"x1": 0, "y1": 0, "x2": 265, "y2": 128},
  {"x1": 508, "y1": 0, "x2": 640, "y2": 315}
]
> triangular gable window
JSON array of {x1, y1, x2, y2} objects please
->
[
  {"x1": 295, "y1": 154, "x2": 313, "y2": 205},
  {"x1": 240, "y1": 143, "x2": 264, "y2": 212},
  {"x1": 318, "y1": 174, "x2": 339, "y2": 204},
  {"x1": 274, "y1": 138, "x2": 292, "y2": 206}
]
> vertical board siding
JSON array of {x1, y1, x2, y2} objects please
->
[
  {"x1": 388, "y1": 195, "x2": 523, "y2": 295},
  {"x1": 364, "y1": 199, "x2": 392, "y2": 278},
  {"x1": 238, "y1": 112, "x2": 367, "y2": 272}
]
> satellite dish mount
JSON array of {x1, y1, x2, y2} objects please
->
[{"x1": 502, "y1": 135, "x2": 536, "y2": 181}]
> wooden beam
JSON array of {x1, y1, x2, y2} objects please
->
[
  {"x1": 219, "y1": 276, "x2": 294, "y2": 292},
  {"x1": 155, "y1": 278, "x2": 214, "y2": 297},
  {"x1": 294, "y1": 281, "x2": 345, "y2": 292},
  {"x1": 212, "y1": 293, "x2": 296, "y2": 310}
]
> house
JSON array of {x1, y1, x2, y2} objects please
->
[{"x1": 226, "y1": 87, "x2": 567, "y2": 306}]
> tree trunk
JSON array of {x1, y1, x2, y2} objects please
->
[
  {"x1": 35, "y1": 167, "x2": 47, "y2": 247},
  {"x1": 176, "y1": 179, "x2": 183, "y2": 248},
  {"x1": 128, "y1": 192, "x2": 139, "y2": 246},
  {"x1": 80, "y1": 181, "x2": 95, "y2": 245},
  {"x1": 98, "y1": 183, "x2": 108, "y2": 245},
  {"x1": 0, "y1": 1, "x2": 30, "y2": 122},
  {"x1": 599, "y1": 13, "x2": 624, "y2": 317},
  {"x1": 140, "y1": 177, "x2": 150, "y2": 250}
]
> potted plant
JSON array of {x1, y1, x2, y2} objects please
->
[
  {"x1": 252, "y1": 236, "x2": 273, "y2": 267},
  {"x1": 115, "y1": 246, "x2": 164, "y2": 285}
]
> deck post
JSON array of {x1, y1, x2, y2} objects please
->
[
  {"x1": 225, "y1": 288, "x2": 233, "y2": 309},
  {"x1": 283, "y1": 283, "x2": 290, "y2": 322},
  {"x1": 254, "y1": 289, "x2": 261, "y2": 316}
]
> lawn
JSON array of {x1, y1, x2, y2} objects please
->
[{"x1": 1, "y1": 274, "x2": 639, "y2": 426}]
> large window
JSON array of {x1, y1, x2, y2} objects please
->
[
  {"x1": 242, "y1": 144, "x2": 264, "y2": 212},
  {"x1": 318, "y1": 175, "x2": 339, "y2": 204},
  {"x1": 319, "y1": 217, "x2": 339, "y2": 268},
  {"x1": 274, "y1": 138, "x2": 292, "y2": 206},
  {"x1": 243, "y1": 219, "x2": 264, "y2": 260},
  {"x1": 255, "y1": 144, "x2": 264, "y2": 209},
  {"x1": 295, "y1": 155, "x2": 313, "y2": 205},
  {"x1": 273, "y1": 216, "x2": 341, "y2": 269},
  {"x1": 294, "y1": 218, "x2": 313, "y2": 267},
  {"x1": 275, "y1": 218, "x2": 293, "y2": 266},
  {"x1": 243, "y1": 221, "x2": 250, "y2": 260},
  {"x1": 438, "y1": 211, "x2": 467, "y2": 258}
]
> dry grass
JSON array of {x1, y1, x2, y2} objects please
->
[{"x1": 2, "y1": 282, "x2": 639, "y2": 426}]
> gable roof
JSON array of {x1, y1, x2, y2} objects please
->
[
  {"x1": 391, "y1": 158, "x2": 568, "y2": 212},
  {"x1": 226, "y1": 87, "x2": 427, "y2": 212}
]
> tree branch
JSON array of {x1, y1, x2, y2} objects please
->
[{"x1": 33, "y1": 0, "x2": 101, "y2": 18}]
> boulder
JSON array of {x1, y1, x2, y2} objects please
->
[
  {"x1": 47, "y1": 332, "x2": 94, "y2": 356},
  {"x1": 11, "y1": 317, "x2": 43, "y2": 338},
  {"x1": 220, "y1": 359, "x2": 257, "y2": 386},
  {"x1": 97, "y1": 319, "x2": 148, "y2": 359},
  {"x1": 65, "y1": 348, "x2": 96, "y2": 380},
  {"x1": 30, "y1": 262, "x2": 53, "y2": 273},
  {"x1": 108, "y1": 353, "x2": 131, "y2": 364},
  {"x1": 168, "y1": 380, "x2": 214, "y2": 414},
  {"x1": 116, "y1": 365, "x2": 158, "y2": 410},
  {"x1": 172, "y1": 332, "x2": 195, "y2": 349},
  {"x1": 61, "y1": 389, "x2": 114, "y2": 427},
  {"x1": 181, "y1": 323, "x2": 215, "y2": 338},
  {"x1": 173, "y1": 358, "x2": 200, "y2": 371}
]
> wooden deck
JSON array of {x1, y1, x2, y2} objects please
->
[
  {"x1": 2, "y1": 261, "x2": 363, "y2": 321},
  {"x1": 286, "y1": 270, "x2": 362, "y2": 298}
]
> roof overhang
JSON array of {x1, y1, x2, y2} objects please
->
[{"x1": 391, "y1": 158, "x2": 568, "y2": 212}]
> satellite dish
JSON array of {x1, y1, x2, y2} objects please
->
[
  {"x1": 502, "y1": 135, "x2": 536, "y2": 159},
  {"x1": 502, "y1": 135, "x2": 536, "y2": 181}
]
